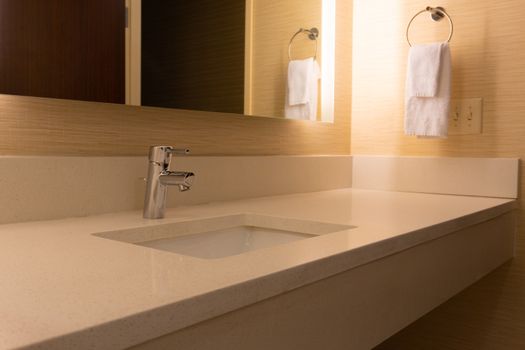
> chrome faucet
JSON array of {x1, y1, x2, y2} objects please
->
[{"x1": 143, "y1": 146, "x2": 195, "y2": 219}]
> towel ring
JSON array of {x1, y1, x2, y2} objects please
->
[
  {"x1": 406, "y1": 6, "x2": 453, "y2": 47},
  {"x1": 288, "y1": 27, "x2": 319, "y2": 61}
]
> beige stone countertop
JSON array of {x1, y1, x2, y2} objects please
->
[{"x1": 0, "y1": 188, "x2": 516, "y2": 350}]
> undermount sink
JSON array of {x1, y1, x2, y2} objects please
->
[{"x1": 94, "y1": 213, "x2": 354, "y2": 259}]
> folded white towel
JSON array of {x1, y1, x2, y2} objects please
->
[
  {"x1": 405, "y1": 42, "x2": 451, "y2": 137},
  {"x1": 285, "y1": 58, "x2": 321, "y2": 121}
]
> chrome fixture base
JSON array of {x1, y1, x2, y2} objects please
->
[{"x1": 143, "y1": 146, "x2": 195, "y2": 219}]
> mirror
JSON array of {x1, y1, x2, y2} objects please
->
[{"x1": 0, "y1": 0, "x2": 336, "y2": 122}]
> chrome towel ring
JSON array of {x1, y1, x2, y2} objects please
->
[
  {"x1": 406, "y1": 7, "x2": 453, "y2": 47},
  {"x1": 288, "y1": 27, "x2": 319, "y2": 61}
]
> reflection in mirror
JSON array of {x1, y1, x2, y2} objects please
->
[
  {"x1": 0, "y1": 0, "x2": 336, "y2": 122},
  {"x1": 140, "y1": 1, "x2": 246, "y2": 115},
  {"x1": 246, "y1": 0, "x2": 336, "y2": 122},
  {"x1": 0, "y1": 0, "x2": 126, "y2": 104},
  {"x1": 131, "y1": 0, "x2": 335, "y2": 122}
]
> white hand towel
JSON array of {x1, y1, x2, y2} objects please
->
[
  {"x1": 405, "y1": 42, "x2": 451, "y2": 137},
  {"x1": 285, "y1": 58, "x2": 321, "y2": 121}
]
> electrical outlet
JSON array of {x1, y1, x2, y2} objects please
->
[{"x1": 448, "y1": 98, "x2": 483, "y2": 135}]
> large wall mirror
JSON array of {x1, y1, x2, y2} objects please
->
[{"x1": 0, "y1": 0, "x2": 337, "y2": 123}]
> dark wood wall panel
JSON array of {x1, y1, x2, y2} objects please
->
[
  {"x1": 0, "y1": 0, "x2": 125, "y2": 104},
  {"x1": 141, "y1": 0, "x2": 245, "y2": 114}
]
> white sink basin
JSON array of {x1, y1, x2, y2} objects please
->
[
  {"x1": 138, "y1": 226, "x2": 313, "y2": 259},
  {"x1": 94, "y1": 213, "x2": 354, "y2": 260}
]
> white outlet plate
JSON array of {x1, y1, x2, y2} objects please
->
[{"x1": 449, "y1": 98, "x2": 483, "y2": 135}]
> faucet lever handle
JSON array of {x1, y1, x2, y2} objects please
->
[
  {"x1": 167, "y1": 148, "x2": 190, "y2": 156},
  {"x1": 148, "y1": 146, "x2": 190, "y2": 164}
]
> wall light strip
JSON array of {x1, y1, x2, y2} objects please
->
[{"x1": 321, "y1": 0, "x2": 336, "y2": 123}]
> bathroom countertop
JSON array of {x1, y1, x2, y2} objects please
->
[{"x1": 0, "y1": 188, "x2": 516, "y2": 350}]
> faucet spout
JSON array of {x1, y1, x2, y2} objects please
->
[
  {"x1": 178, "y1": 184, "x2": 191, "y2": 192},
  {"x1": 143, "y1": 146, "x2": 195, "y2": 219},
  {"x1": 159, "y1": 171, "x2": 195, "y2": 189}
]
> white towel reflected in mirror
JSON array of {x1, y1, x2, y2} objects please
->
[{"x1": 285, "y1": 58, "x2": 321, "y2": 121}]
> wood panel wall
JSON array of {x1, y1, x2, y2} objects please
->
[
  {"x1": 350, "y1": 1, "x2": 525, "y2": 348},
  {"x1": 0, "y1": 0, "x2": 125, "y2": 104}
]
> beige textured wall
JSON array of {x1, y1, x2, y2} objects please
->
[
  {"x1": 247, "y1": 0, "x2": 322, "y2": 118},
  {"x1": 0, "y1": 94, "x2": 350, "y2": 156},
  {"x1": 351, "y1": 1, "x2": 525, "y2": 348}
]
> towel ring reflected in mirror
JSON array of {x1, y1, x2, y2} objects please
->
[
  {"x1": 288, "y1": 27, "x2": 319, "y2": 61},
  {"x1": 406, "y1": 6, "x2": 454, "y2": 47}
]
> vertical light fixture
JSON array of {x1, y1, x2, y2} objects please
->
[
  {"x1": 125, "y1": 0, "x2": 142, "y2": 106},
  {"x1": 321, "y1": 0, "x2": 336, "y2": 123}
]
